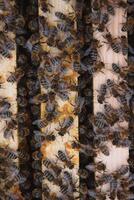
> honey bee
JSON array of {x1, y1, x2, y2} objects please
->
[
  {"x1": 0, "y1": 46, "x2": 12, "y2": 59},
  {"x1": 32, "y1": 118, "x2": 48, "y2": 129},
  {"x1": 87, "y1": 161, "x2": 106, "y2": 173},
  {"x1": 32, "y1": 160, "x2": 41, "y2": 170},
  {"x1": 25, "y1": 33, "x2": 39, "y2": 52},
  {"x1": 97, "y1": 83, "x2": 107, "y2": 104},
  {"x1": 106, "y1": 79, "x2": 123, "y2": 98},
  {"x1": 57, "y1": 23, "x2": 71, "y2": 32},
  {"x1": 14, "y1": 173, "x2": 27, "y2": 184},
  {"x1": 56, "y1": 116, "x2": 74, "y2": 137},
  {"x1": 7, "y1": 68, "x2": 25, "y2": 84},
  {"x1": 97, "y1": 13, "x2": 109, "y2": 32},
  {"x1": 89, "y1": 114, "x2": 108, "y2": 129},
  {"x1": 104, "y1": 103, "x2": 119, "y2": 125},
  {"x1": 18, "y1": 87, "x2": 27, "y2": 97},
  {"x1": 117, "y1": 0, "x2": 127, "y2": 9},
  {"x1": 18, "y1": 150, "x2": 30, "y2": 161},
  {"x1": 115, "y1": 165, "x2": 129, "y2": 177},
  {"x1": 0, "y1": 110, "x2": 12, "y2": 119},
  {"x1": 32, "y1": 188, "x2": 42, "y2": 199},
  {"x1": 43, "y1": 170, "x2": 55, "y2": 182},
  {"x1": 33, "y1": 130, "x2": 55, "y2": 143},
  {"x1": 28, "y1": 18, "x2": 38, "y2": 32},
  {"x1": 43, "y1": 158, "x2": 62, "y2": 175},
  {"x1": 97, "y1": 173, "x2": 113, "y2": 186},
  {"x1": 70, "y1": 96, "x2": 85, "y2": 115},
  {"x1": 40, "y1": 0, "x2": 53, "y2": 13},
  {"x1": 99, "y1": 144, "x2": 110, "y2": 156},
  {"x1": 103, "y1": 29, "x2": 121, "y2": 53},
  {"x1": 120, "y1": 35, "x2": 128, "y2": 55},
  {"x1": 106, "y1": 4, "x2": 115, "y2": 15},
  {"x1": 29, "y1": 93, "x2": 48, "y2": 104},
  {"x1": 3, "y1": 117, "x2": 17, "y2": 139},
  {"x1": 32, "y1": 150, "x2": 42, "y2": 160},
  {"x1": 122, "y1": 17, "x2": 134, "y2": 33},
  {"x1": 56, "y1": 150, "x2": 74, "y2": 169},
  {"x1": 0, "y1": 97, "x2": 11, "y2": 112},
  {"x1": 19, "y1": 127, "x2": 29, "y2": 137},
  {"x1": 90, "y1": 39, "x2": 101, "y2": 62},
  {"x1": 2, "y1": 148, "x2": 18, "y2": 160}
]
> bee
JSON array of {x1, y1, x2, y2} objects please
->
[
  {"x1": 32, "y1": 188, "x2": 42, "y2": 199},
  {"x1": 92, "y1": 61, "x2": 105, "y2": 75},
  {"x1": 19, "y1": 127, "x2": 29, "y2": 137},
  {"x1": 104, "y1": 104, "x2": 119, "y2": 125},
  {"x1": 90, "y1": 39, "x2": 101, "y2": 62},
  {"x1": 18, "y1": 87, "x2": 27, "y2": 97},
  {"x1": 97, "y1": 173, "x2": 113, "y2": 186},
  {"x1": 32, "y1": 118, "x2": 48, "y2": 129},
  {"x1": 18, "y1": 150, "x2": 30, "y2": 161},
  {"x1": 7, "y1": 68, "x2": 25, "y2": 84},
  {"x1": 14, "y1": 173, "x2": 26, "y2": 184},
  {"x1": 122, "y1": 17, "x2": 134, "y2": 33},
  {"x1": 97, "y1": 13, "x2": 109, "y2": 32},
  {"x1": 60, "y1": 184, "x2": 69, "y2": 195},
  {"x1": 56, "y1": 116, "x2": 74, "y2": 137},
  {"x1": 57, "y1": 23, "x2": 71, "y2": 32},
  {"x1": 40, "y1": 0, "x2": 53, "y2": 13},
  {"x1": 111, "y1": 62, "x2": 129, "y2": 79},
  {"x1": 45, "y1": 100, "x2": 59, "y2": 122},
  {"x1": 115, "y1": 165, "x2": 129, "y2": 177},
  {"x1": 32, "y1": 151, "x2": 42, "y2": 160},
  {"x1": 18, "y1": 54, "x2": 27, "y2": 65},
  {"x1": 99, "y1": 144, "x2": 110, "y2": 156},
  {"x1": 33, "y1": 172, "x2": 43, "y2": 184},
  {"x1": 106, "y1": 79, "x2": 123, "y2": 98},
  {"x1": 55, "y1": 12, "x2": 68, "y2": 20},
  {"x1": 31, "y1": 105, "x2": 40, "y2": 116},
  {"x1": 29, "y1": 93, "x2": 48, "y2": 104},
  {"x1": 89, "y1": 114, "x2": 108, "y2": 129},
  {"x1": 17, "y1": 96, "x2": 27, "y2": 107},
  {"x1": 0, "y1": 75, "x2": 5, "y2": 89},
  {"x1": 43, "y1": 170, "x2": 55, "y2": 182},
  {"x1": 3, "y1": 117, "x2": 17, "y2": 139},
  {"x1": 103, "y1": 29, "x2": 121, "y2": 53},
  {"x1": 3, "y1": 148, "x2": 18, "y2": 160},
  {"x1": 120, "y1": 35, "x2": 128, "y2": 55},
  {"x1": 117, "y1": 0, "x2": 127, "y2": 9},
  {"x1": 43, "y1": 158, "x2": 62, "y2": 175},
  {"x1": 28, "y1": 18, "x2": 38, "y2": 32},
  {"x1": 56, "y1": 150, "x2": 74, "y2": 169},
  {"x1": 97, "y1": 83, "x2": 107, "y2": 104},
  {"x1": 32, "y1": 160, "x2": 41, "y2": 170},
  {"x1": 87, "y1": 161, "x2": 106, "y2": 173},
  {"x1": 0, "y1": 0, "x2": 6, "y2": 10},
  {"x1": 0, "y1": 110, "x2": 12, "y2": 119},
  {"x1": 34, "y1": 129, "x2": 56, "y2": 143},
  {"x1": 70, "y1": 96, "x2": 85, "y2": 115},
  {"x1": 106, "y1": 4, "x2": 115, "y2": 15},
  {"x1": 0, "y1": 46, "x2": 12, "y2": 59},
  {"x1": 25, "y1": 33, "x2": 39, "y2": 52},
  {"x1": 92, "y1": 0, "x2": 100, "y2": 11},
  {"x1": 17, "y1": 112, "x2": 29, "y2": 124}
]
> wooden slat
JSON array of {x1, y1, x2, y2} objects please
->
[
  {"x1": 38, "y1": 0, "x2": 79, "y2": 199},
  {"x1": 93, "y1": 1, "x2": 129, "y2": 199}
]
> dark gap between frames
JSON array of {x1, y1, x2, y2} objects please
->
[
  {"x1": 16, "y1": 0, "x2": 42, "y2": 199},
  {"x1": 76, "y1": 0, "x2": 95, "y2": 199},
  {"x1": 128, "y1": 0, "x2": 134, "y2": 197}
]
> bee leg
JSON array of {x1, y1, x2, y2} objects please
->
[{"x1": 48, "y1": 3, "x2": 54, "y2": 7}]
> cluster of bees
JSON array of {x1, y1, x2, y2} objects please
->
[{"x1": 0, "y1": 0, "x2": 133, "y2": 199}]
